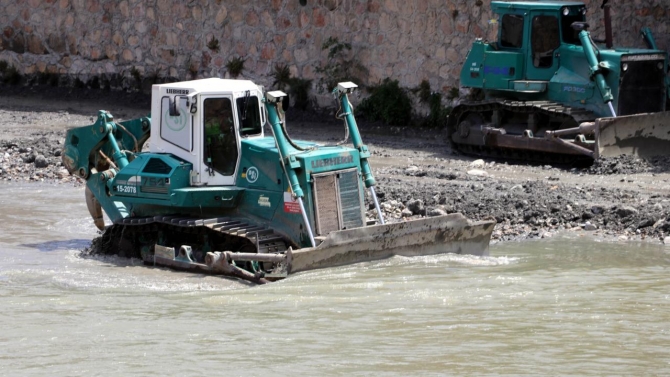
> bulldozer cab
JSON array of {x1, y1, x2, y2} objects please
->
[
  {"x1": 150, "y1": 78, "x2": 265, "y2": 187},
  {"x1": 492, "y1": 1, "x2": 586, "y2": 82}
]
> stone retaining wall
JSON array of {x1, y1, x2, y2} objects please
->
[{"x1": 1, "y1": 0, "x2": 668, "y2": 105}]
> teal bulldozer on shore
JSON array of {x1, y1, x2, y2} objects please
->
[
  {"x1": 450, "y1": 0, "x2": 670, "y2": 162},
  {"x1": 62, "y1": 78, "x2": 494, "y2": 283}
]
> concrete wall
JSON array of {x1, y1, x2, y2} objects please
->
[{"x1": 1, "y1": 0, "x2": 668, "y2": 104}]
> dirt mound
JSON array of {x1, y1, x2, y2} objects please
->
[{"x1": 586, "y1": 155, "x2": 670, "y2": 175}]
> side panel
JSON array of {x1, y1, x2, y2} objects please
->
[
  {"x1": 548, "y1": 65, "x2": 595, "y2": 108},
  {"x1": 235, "y1": 137, "x2": 308, "y2": 247},
  {"x1": 461, "y1": 42, "x2": 525, "y2": 89},
  {"x1": 483, "y1": 51, "x2": 524, "y2": 90},
  {"x1": 460, "y1": 41, "x2": 487, "y2": 88},
  {"x1": 236, "y1": 189, "x2": 283, "y2": 221},
  {"x1": 236, "y1": 138, "x2": 282, "y2": 192},
  {"x1": 547, "y1": 46, "x2": 605, "y2": 115}
]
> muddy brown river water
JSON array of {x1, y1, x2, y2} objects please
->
[{"x1": 1, "y1": 182, "x2": 670, "y2": 376}]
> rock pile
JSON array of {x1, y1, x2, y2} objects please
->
[{"x1": 0, "y1": 131, "x2": 78, "y2": 184}]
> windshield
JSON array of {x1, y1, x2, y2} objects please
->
[{"x1": 236, "y1": 93, "x2": 262, "y2": 136}]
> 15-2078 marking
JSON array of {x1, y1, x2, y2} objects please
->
[{"x1": 116, "y1": 185, "x2": 137, "y2": 194}]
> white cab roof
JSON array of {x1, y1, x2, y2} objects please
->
[{"x1": 153, "y1": 78, "x2": 260, "y2": 94}]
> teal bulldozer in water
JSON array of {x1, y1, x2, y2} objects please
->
[
  {"x1": 449, "y1": 0, "x2": 670, "y2": 162},
  {"x1": 62, "y1": 78, "x2": 494, "y2": 283}
]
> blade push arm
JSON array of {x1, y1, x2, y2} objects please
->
[
  {"x1": 265, "y1": 92, "x2": 316, "y2": 247},
  {"x1": 578, "y1": 31, "x2": 617, "y2": 117},
  {"x1": 334, "y1": 82, "x2": 385, "y2": 224}
]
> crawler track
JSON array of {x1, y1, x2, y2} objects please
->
[
  {"x1": 446, "y1": 100, "x2": 599, "y2": 164},
  {"x1": 99, "y1": 215, "x2": 291, "y2": 273}
]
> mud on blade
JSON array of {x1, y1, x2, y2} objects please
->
[
  {"x1": 290, "y1": 214, "x2": 496, "y2": 273},
  {"x1": 596, "y1": 112, "x2": 670, "y2": 159}
]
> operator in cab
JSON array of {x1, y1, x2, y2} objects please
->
[{"x1": 203, "y1": 98, "x2": 237, "y2": 176}]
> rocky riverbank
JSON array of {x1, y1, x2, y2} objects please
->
[
  {"x1": 2, "y1": 89, "x2": 670, "y2": 246},
  {"x1": 366, "y1": 159, "x2": 670, "y2": 244},
  {"x1": 1, "y1": 131, "x2": 75, "y2": 184}
]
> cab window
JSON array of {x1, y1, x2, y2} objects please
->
[
  {"x1": 531, "y1": 15, "x2": 560, "y2": 68},
  {"x1": 236, "y1": 93, "x2": 262, "y2": 136},
  {"x1": 501, "y1": 14, "x2": 524, "y2": 48},
  {"x1": 561, "y1": 14, "x2": 585, "y2": 45}
]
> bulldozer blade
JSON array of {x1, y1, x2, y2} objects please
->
[
  {"x1": 595, "y1": 111, "x2": 670, "y2": 159},
  {"x1": 289, "y1": 213, "x2": 495, "y2": 273}
]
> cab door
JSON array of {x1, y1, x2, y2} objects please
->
[
  {"x1": 525, "y1": 11, "x2": 561, "y2": 81},
  {"x1": 199, "y1": 96, "x2": 239, "y2": 186}
]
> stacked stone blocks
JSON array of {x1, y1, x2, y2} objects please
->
[{"x1": 0, "y1": 0, "x2": 667, "y2": 103}]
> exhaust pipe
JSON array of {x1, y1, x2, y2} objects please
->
[{"x1": 602, "y1": 1, "x2": 613, "y2": 48}]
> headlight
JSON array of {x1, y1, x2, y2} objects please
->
[
  {"x1": 622, "y1": 63, "x2": 628, "y2": 72},
  {"x1": 658, "y1": 62, "x2": 664, "y2": 70},
  {"x1": 582, "y1": 7, "x2": 587, "y2": 15},
  {"x1": 562, "y1": 7, "x2": 570, "y2": 16}
]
